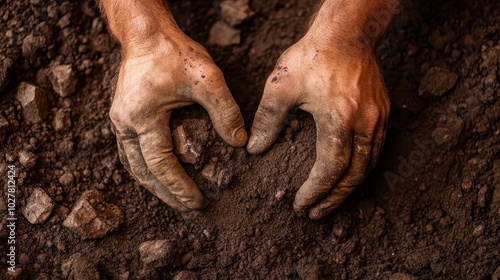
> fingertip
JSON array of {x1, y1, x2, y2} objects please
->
[
  {"x1": 182, "y1": 193, "x2": 206, "y2": 210},
  {"x1": 233, "y1": 127, "x2": 248, "y2": 147},
  {"x1": 292, "y1": 198, "x2": 308, "y2": 217},
  {"x1": 246, "y1": 135, "x2": 260, "y2": 154},
  {"x1": 308, "y1": 208, "x2": 326, "y2": 220}
]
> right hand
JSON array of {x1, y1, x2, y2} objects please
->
[{"x1": 110, "y1": 31, "x2": 247, "y2": 211}]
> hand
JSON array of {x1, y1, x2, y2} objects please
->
[
  {"x1": 110, "y1": 33, "x2": 247, "y2": 211},
  {"x1": 248, "y1": 35, "x2": 390, "y2": 219}
]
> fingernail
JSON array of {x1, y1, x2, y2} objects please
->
[
  {"x1": 234, "y1": 127, "x2": 248, "y2": 144},
  {"x1": 247, "y1": 135, "x2": 258, "y2": 153}
]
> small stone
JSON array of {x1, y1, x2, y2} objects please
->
[
  {"x1": 172, "y1": 125, "x2": 201, "y2": 164},
  {"x1": 207, "y1": 21, "x2": 241, "y2": 46},
  {"x1": 275, "y1": 189, "x2": 286, "y2": 201},
  {"x1": 49, "y1": 64, "x2": 77, "y2": 97},
  {"x1": 22, "y1": 34, "x2": 46, "y2": 61},
  {"x1": 22, "y1": 188, "x2": 54, "y2": 224},
  {"x1": 16, "y1": 82, "x2": 49, "y2": 123},
  {"x1": 63, "y1": 190, "x2": 123, "y2": 239},
  {"x1": 139, "y1": 239, "x2": 177, "y2": 268},
  {"x1": 217, "y1": 168, "x2": 233, "y2": 187},
  {"x1": 419, "y1": 67, "x2": 458, "y2": 98},
  {"x1": 61, "y1": 253, "x2": 100, "y2": 280},
  {"x1": 0, "y1": 114, "x2": 9, "y2": 143},
  {"x1": 201, "y1": 162, "x2": 217, "y2": 183},
  {"x1": 59, "y1": 171, "x2": 74, "y2": 186},
  {"x1": 18, "y1": 150, "x2": 37, "y2": 168},
  {"x1": 472, "y1": 224, "x2": 484, "y2": 237},
  {"x1": 53, "y1": 108, "x2": 72, "y2": 131},
  {"x1": 219, "y1": 0, "x2": 254, "y2": 26},
  {"x1": 0, "y1": 55, "x2": 13, "y2": 94}
]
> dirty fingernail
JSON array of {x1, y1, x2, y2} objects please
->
[
  {"x1": 247, "y1": 135, "x2": 259, "y2": 153},
  {"x1": 234, "y1": 127, "x2": 248, "y2": 144}
]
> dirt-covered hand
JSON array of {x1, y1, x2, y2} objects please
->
[
  {"x1": 110, "y1": 34, "x2": 247, "y2": 211},
  {"x1": 248, "y1": 35, "x2": 390, "y2": 219}
]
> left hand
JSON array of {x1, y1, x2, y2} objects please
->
[{"x1": 247, "y1": 35, "x2": 390, "y2": 220}]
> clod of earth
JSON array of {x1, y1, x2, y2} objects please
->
[
  {"x1": 61, "y1": 253, "x2": 100, "y2": 280},
  {"x1": 16, "y1": 82, "x2": 49, "y2": 123},
  {"x1": 419, "y1": 66, "x2": 458, "y2": 98},
  {"x1": 22, "y1": 187, "x2": 55, "y2": 224},
  {"x1": 219, "y1": 0, "x2": 254, "y2": 26},
  {"x1": 173, "y1": 125, "x2": 202, "y2": 164},
  {"x1": 208, "y1": 21, "x2": 241, "y2": 46},
  {"x1": 49, "y1": 64, "x2": 78, "y2": 97},
  {"x1": 139, "y1": 239, "x2": 178, "y2": 268},
  {"x1": 63, "y1": 190, "x2": 123, "y2": 239},
  {"x1": 18, "y1": 149, "x2": 38, "y2": 169}
]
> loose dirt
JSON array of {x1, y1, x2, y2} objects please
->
[{"x1": 0, "y1": 0, "x2": 498, "y2": 279}]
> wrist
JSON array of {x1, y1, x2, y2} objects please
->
[{"x1": 306, "y1": 0, "x2": 398, "y2": 53}]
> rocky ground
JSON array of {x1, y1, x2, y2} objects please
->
[{"x1": 0, "y1": 0, "x2": 499, "y2": 279}]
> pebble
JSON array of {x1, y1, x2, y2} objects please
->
[
  {"x1": 172, "y1": 125, "x2": 201, "y2": 164},
  {"x1": 22, "y1": 188, "x2": 54, "y2": 224},
  {"x1": 21, "y1": 34, "x2": 46, "y2": 61},
  {"x1": 275, "y1": 189, "x2": 286, "y2": 201},
  {"x1": 63, "y1": 190, "x2": 123, "y2": 239},
  {"x1": 139, "y1": 239, "x2": 176, "y2": 268},
  {"x1": 419, "y1": 67, "x2": 458, "y2": 98},
  {"x1": 49, "y1": 64, "x2": 77, "y2": 97},
  {"x1": 472, "y1": 224, "x2": 484, "y2": 237},
  {"x1": 61, "y1": 253, "x2": 100, "y2": 280},
  {"x1": 18, "y1": 150, "x2": 37, "y2": 168},
  {"x1": 217, "y1": 168, "x2": 233, "y2": 187},
  {"x1": 59, "y1": 171, "x2": 74, "y2": 186},
  {"x1": 207, "y1": 21, "x2": 241, "y2": 46},
  {"x1": 219, "y1": 0, "x2": 254, "y2": 26},
  {"x1": 201, "y1": 162, "x2": 217, "y2": 183},
  {"x1": 16, "y1": 82, "x2": 49, "y2": 123}
]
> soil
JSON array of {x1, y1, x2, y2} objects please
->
[{"x1": 0, "y1": 0, "x2": 499, "y2": 279}]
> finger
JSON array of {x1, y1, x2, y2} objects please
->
[
  {"x1": 247, "y1": 80, "x2": 298, "y2": 154},
  {"x1": 132, "y1": 112, "x2": 205, "y2": 209},
  {"x1": 369, "y1": 120, "x2": 387, "y2": 170},
  {"x1": 293, "y1": 111, "x2": 353, "y2": 216},
  {"x1": 308, "y1": 133, "x2": 373, "y2": 220},
  {"x1": 191, "y1": 70, "x2": 247, "y2": 148},
  {"x1": 116, "y1": 136, "x2": 132, "y2": 176},
  {"x1": 117, "y1": 129, "x2": 189, "y2": 212}
]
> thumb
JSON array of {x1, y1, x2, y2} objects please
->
[
  {"x1": 192, "y1": 69, "x2": 247, "y2": 148},
  {"x1": 247, "y1": 74, "x2": 299, "y2": 154}
]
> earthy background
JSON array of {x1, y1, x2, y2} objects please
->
[{"x1": 0, "y1": 0, "x2": 498, "y2": 279}]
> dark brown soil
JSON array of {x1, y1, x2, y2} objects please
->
[{"x1": 0, "y1": 0, "x2": 499, "y2": 279}]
